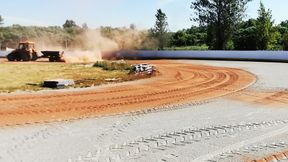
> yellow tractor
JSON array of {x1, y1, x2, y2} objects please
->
[{"x1": 7, "y1": 41, "x2": 38, "y2": 61}]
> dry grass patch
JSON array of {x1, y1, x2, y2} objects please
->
[{"x1": 0, "y1": 62, "x2": 137, "y2": 93}]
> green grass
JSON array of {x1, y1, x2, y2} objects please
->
[
  {"x1": 0, "y1": 62, "x2": 133, "y2": 93},
  {"x1": 93, "y1": 61, "x2": 132, "y2": 71},
  {"x1": 165, "y1": 45, "x2": 209, "y2": 51}
]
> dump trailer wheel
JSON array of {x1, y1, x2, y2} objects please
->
[
  {"x1": 49, "y1": 56, "x2": 61, "y2": 62},
  {"x1": 49, "y1": 57, "x2": 55, "y2": 62}
]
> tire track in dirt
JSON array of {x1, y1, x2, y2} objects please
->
[
  {"x1": 230, "y1": 89, "x2": 288, "y2": 107},
  {"x1": 0, "y1": 70, "x2": 203, "y2": 109},
  {"x1": 0, "y1": 60, "x2": 256, "y2": 127},
  {"x1": 0, "y1": 71, "x2": 220, "y2": 114}
]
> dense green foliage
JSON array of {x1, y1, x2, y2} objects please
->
[
  {"x1": 232, "y1": 3, "x2": 287, "y2": 50},
  {"x1": 165, "y1": 45, "x2": 208, "y2": 51},
  {"x1": 187, "y1": 1, "x2": 288, "y2": 51},
  {"x1": 170, "y1": 26, "x2": 207, "y2": 47},
  {"x1": 191, "y1": 0, "x2": 251, "y2": 50},
  {"x1": 233, "y1": 19, "x2": 258, "y2": 50}
]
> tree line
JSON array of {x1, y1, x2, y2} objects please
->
[
  {"x1": 153, "y1": 1, "x2": 288, "y2": 50},
  {"x1": 1, "y1": 1, "x2": 288, "y2": 51},
  {"x1": 0, "y1": 20, "x2": 154, "y2": 50}
]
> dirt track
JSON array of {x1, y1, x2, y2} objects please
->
[
  {"x1": 247, "y1": 149, "x2": 288, "y2": 162},
  {"x1": 231, "y1": 89, "x2": 288, "y2": 107},
  {"x1": 0, "y1": 60, "x2": 256, "y2": 127}
]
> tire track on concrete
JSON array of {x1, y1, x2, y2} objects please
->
[
  {"x1": 70, "y1": 120, "x2": 288, "y2": 162},
  {"x1": 193, "y1": 123, "x2": 288, "y2": 162},
  {"x1": 212, "y1": 141, "x2": 288, "y2": 162},
  {"x1": 1, "y1": 124, "x2": 67, "y2": 162}
]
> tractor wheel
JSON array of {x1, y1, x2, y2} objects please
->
[
  {"x1": 21, "y1": 53, "x2": 31, "y2": 61},
  {"x1": 31, "y1": 52, "x2": 38, "y2": 61},
  {"x1": 7, "y1": 53, "x2": 16, "y2": 61}
]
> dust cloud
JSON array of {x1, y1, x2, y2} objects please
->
[
  {"x1": 31, "y1": 26, "x2": 151, "y2": 63},
  {"x1": 63, "y1": 30, "x2": 119, "y2": 63},
  {"x1": 61, "y1": 28, "x2": 150, "y2": 63}
]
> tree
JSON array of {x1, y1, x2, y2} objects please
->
[
  {"x1": 151, "y1": 9, "x2": 169, "y2": 50},
  {"x1": 129, "y1": 24, "x2": 136, "y2": 30},
  {"x1": 191, "y1": 0, "x2": 251, "y2": 50},
  {"x1": 256, "y1": 2, "x2": 274, "y2": 50},
  {"x1": 0, "y1": 15, "x2": 3, "y2": 25},
  {"x1": 0, "y1": 15, "x2": 3, "y2": 48},
  {"x1": 63, "y1": 20, "x2": 77, "y2": 28},
  {"x1": 82, "y1": 23, "x2": 88, "y2": 30},
  {"x1": 277, "y1": 23, "x2": 288, "y2": 35},
  {"x1": 280, "y1": 20, "x2": 288, "y2": 28}
]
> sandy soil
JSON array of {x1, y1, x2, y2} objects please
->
[
  {"x1": 0, "y1": 60, "x2": 255, "y2": 127},
  {"x1": 1, "y1": 60, "x2": 288, "y2": 162},
  {"x1": 230, "y1": 89, "x2": 288, "y2": 107}
]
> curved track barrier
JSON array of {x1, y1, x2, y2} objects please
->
[
  {"x1": 0, "y1": 51, "x2": 10, "y2": 58},
  {"x1": 103, "y1": 50, "x2": 288, "y2": 62}
]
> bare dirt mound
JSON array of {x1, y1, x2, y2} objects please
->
[{"x1": 0, "y1": 60, "x2": 256, "y2": 126}]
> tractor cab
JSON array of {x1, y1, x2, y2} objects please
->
[{"x1": 18, "y1": 42, "x2": 35, "y2": 51}]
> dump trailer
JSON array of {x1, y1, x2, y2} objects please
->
[
  {"x1": 41, "y1": 51, "x2": 64, "y2": 62},
  {"x1": 7, "y1": 41, "x2": 64, "y2": 62}
]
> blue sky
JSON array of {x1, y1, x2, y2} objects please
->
[{"x1": 0, "y1": 0, "x2": 287, "y2": 31}]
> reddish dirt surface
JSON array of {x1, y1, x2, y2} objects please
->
[
  {"x1": 231, "y1": 89, "x2": 288, "y2": 107},
  {"x1": 0, "y1": 60, "x2": 256, "y2": 127},
  {"x1": 246, "y1": 150, "x2": 288, "y2": 162}
]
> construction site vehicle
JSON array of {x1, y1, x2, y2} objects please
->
[
  {"x1": 7, "y1": 41, "x2": 38, "y2": 61},
  {"x1": 7, "y1": 41, "x2": 64, "y2": 62},
  {"x1": 41, "y1": 51, "x2": 64, "y2": 62}
]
